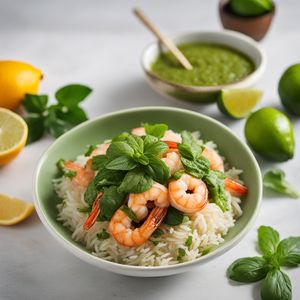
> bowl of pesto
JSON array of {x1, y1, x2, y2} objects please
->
[{"x1": 141, "y1": 30, "x2": 266, "y2": 103}]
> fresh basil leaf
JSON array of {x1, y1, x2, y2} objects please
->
[
  {"x1": 181, "y1": 156, "x2": 210, "y2": 179},
  {"x1": 23, "y1": 94, "x2": 48, "y2": 113},
  {"x1": 261, "y1": 269, "x2": 292, "y2": 300},
  {"x1": 144, "y1": 138, "x2": 168, "y2": 157},
  {"x1": 143, "y1": 123, "x2": 168, "y2": 138},
  {"x1": 146, "y1": 156, "x2": 170, "y2": 185},
  {"x1": 85, "y1": 144, "x2": 97, "y2": 156},
  {"x1": 97, "y1": 229, "x2": 110, "y2": 240},
  {"x1": 24, "y1": 113, "x2": 45, "y2": 144},
  {"x1": 54, "y1": 105, "x2": 88, "y2": 125},
  {"x1": 44, "y1": 108, "x2": 73, "y2": 138},
  {"x1": 121, "y1": 205, "x2": 139, "y2": 223},
  {"x1": 172, "y1": 170, "x2": 185, "y2": 180},
  {"x1": 227, "y1": 257, "x2": 269, "y2": 283},
  {"x1": 84, "y1": 180, "x2": 99, "y2": 205},
  {"x1": 178, "y1": 130, "x2": 202, "y2": 160},
  {"x1": 92, "y1": 155, "x2": 108, "y2": 170},
  {"x1": 98, "y1": 186, "x2": 126, "y2": 221},
  {"x1": 112, "y1": 132, "x2": 129, "y2": 142},
  {"x1": 276, "y1": 237, "x2": 300, "y2": 267},
  {"x1": 164, "y1": 207, "x2": 184, "y2": 226},
  {"x1": 258, "y1": 226, "x2": 280, "y2": 257},
  {"x1": 127, "y1": 135, "x2": 144, "y2": 154},
  {"x1": 118, "y1": 168, "x2": 152, "y2": 194},
  {"x1": 55, "y1": 84, "x2": 92, "y2": 107},
  {"x1": 132, "y1": 153, "x2": 149, "y2": 165},
  {"x1": 106, "y1": 141, "x2": 134, "y2": 159},
  {"x1": 152, "y1": 228, "x2": 164, "y2": 238},
  {"x1": 105, "y1": 156, "x2": 137, "y2": 171},
  {"x1": 263, "y1": 169, "x2": 299, "y2": 199},
  {"x1": 185, "y1": 236, "x2": 193, "y2": 247},
  {"x1": 94, "y1": 168, "x2": 126, "y2": 188},
  {"x1": 204, "y1": 170, "x2": 228, "y2": 212}
]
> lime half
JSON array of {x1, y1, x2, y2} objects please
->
[{"x1": 218, "y1": 88, "x2": 262, "y2": 119}]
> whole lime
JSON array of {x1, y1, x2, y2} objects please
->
[
  {"x1": 230, "y1": 0, "x2": 273, "y2": 17},
  {"x1": 278, "y1": 63, "x2": 300, "y2": 116},
  {"x1": 245, "y1": 107, "x2": 294, "y2": 161}
]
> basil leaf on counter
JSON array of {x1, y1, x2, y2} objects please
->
[
  {"x1": 23, "y1": 94, "x2": 48, "y2": 113},
  {"x1": 258, "y1": 226, "x2": 280, "y2": 257},
  {"x1": 24, "y1": 114, "x2": 45, "y2": 144},
  {"x1": 261, "y1": 269, "x2": 292, "y2": 300},
  {"x1": 55, "y1": 84, "x2": 92, "y2": 107},
  {"x1": 276, "y1": 237, "x2": 300, "y2": 267},
  {"x1": 263, "y1": 169, "x2": 299, "y2": 199},
  {"x1": 228, "y1": 257, "x2": 270, "y2": 283}
]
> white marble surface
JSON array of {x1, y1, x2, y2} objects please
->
[{"x1": 0, "y1": 0, "x2": 299, "y2": 299}]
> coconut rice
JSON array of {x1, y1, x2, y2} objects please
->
[{"x1": 54, "y1": 136, "x2": 244, "y2": 267}]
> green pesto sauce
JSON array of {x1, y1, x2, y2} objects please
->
[{"x1": 151, "y1": 43, "x2": 254, "y2": 86}]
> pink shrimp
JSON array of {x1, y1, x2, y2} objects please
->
[
  {"x1": 202, "y1": 147, "x2": 224, "y2": 172},
  {"x1": 108, "y1": 206, "x2": 167, "y2": 247}
]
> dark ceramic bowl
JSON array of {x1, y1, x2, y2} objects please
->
[{"x1": 219, "y1": 0, "x2": 275, "y2": 41}]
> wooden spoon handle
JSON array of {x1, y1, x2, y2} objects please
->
[{"x1": 133, "y1": 8, "x2": 193, "y2": 70}]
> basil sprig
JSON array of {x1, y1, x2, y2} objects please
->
[
  {"x1": 263, "y1": 169, "x2": 299, "y2": 199},
  {"x1": 24, "y1": 84, "x2": 92, "y2": 144},
  {"x1": 177, "y1": 131, "x2": 228, "y2": 211},
  {"x1": 82, "y1": 127, "x2": 170, "y2": 221},
  {"x1": 228, "y1": 225, "x2": 300, "y2": 300}
]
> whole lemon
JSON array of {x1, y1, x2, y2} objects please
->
[
  {"x1": 278, "y1": 63, "x2": 300, "y2": 116},
  {"x1": 0, "y1": 60, "x2": 43, "y2": 110},
  {"x1": 245, "y1": 107, "x2": 295, "y2": 161}
]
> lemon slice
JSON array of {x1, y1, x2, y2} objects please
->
[
  {"x1": 0, "y1": 194, "x2": 34, "y2": 225},
  {"x1": 218, "y1": 88, "x2": 263, "y2": 119},
  {"x1": 0, "y1": 108, "x2": 28, "y2": 165}
]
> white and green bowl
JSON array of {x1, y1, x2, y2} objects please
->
[
  {"x1": 141, "y1": 30, "x2": 266, "y2": 103},
  {"x1": 34, "y1": 107, "x2": 262, "y2": 277}
]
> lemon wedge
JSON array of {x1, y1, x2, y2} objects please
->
[
  {"x1": 0, "y1": 108, "x2": 28, "y2": 166},
  {"x1": 0, "y1": 194, "x2": 34, "y2": 225}
]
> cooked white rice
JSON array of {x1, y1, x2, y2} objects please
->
[{"x1": 54, "y1": 137, "x2": 243, "y2": 267}]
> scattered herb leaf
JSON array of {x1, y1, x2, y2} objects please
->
[
  {"x1": 85, "y1": 145, "x2": 97, "y2": 156},
  {"x1": 152, "y1": 228, "x2": 164, "y2": 238},
  {"x1": 97, "y1": 229, "x2": 110, "y2": 240}
]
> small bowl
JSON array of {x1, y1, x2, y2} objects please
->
[
  {"x1": 219, "y1": 0, "x2": 275, "y2": 41},
  {"x1": 34, "y1": 107, "x2": 262, "y2": 277},
  {"x1": 141, "y1": 31, "x2": 266, "y2": 103}
]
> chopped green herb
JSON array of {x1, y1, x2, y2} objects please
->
[
  {"x1": 56, "y1": 159, "x2": 77, "y2": 178},
  {"x1": 85, "y1": 144, "x2": 97, "y2": 156},
  {"x1": 182, "y1": 215, "x2": 190, "y2": 223},
  {"x1": 77, "y1": 207, "x2": 91, "y2": 213},
  {"x1": 121, "y1": 205, "x2": 139, "y2": 223},
  {"x1": 97, "y1": 229, "x2": 110, "y2": 240},
  {"x1": 177, "y1": 248, "x2": 186, "y2": 260},
  {"x1": 152, "y1": 228, "x2": 164, "y2": 238},
  {"x1": 185, "y1": 236, "x2": 193, "y2": 247},
  {"x1": 263, "y1": 169, "x2": 299, "y2": 199}
]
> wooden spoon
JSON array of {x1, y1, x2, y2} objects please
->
[{"x1": 133, "y1": 8, "x2": 193, "y2": 70}]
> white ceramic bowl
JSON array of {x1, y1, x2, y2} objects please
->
[{"x1": 141, "y1": 30, "x2": 266, "y2": 103}]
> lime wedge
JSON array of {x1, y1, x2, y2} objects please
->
[{"x1": 217, "y1": 89, "x2": 263, "y2": 119}]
